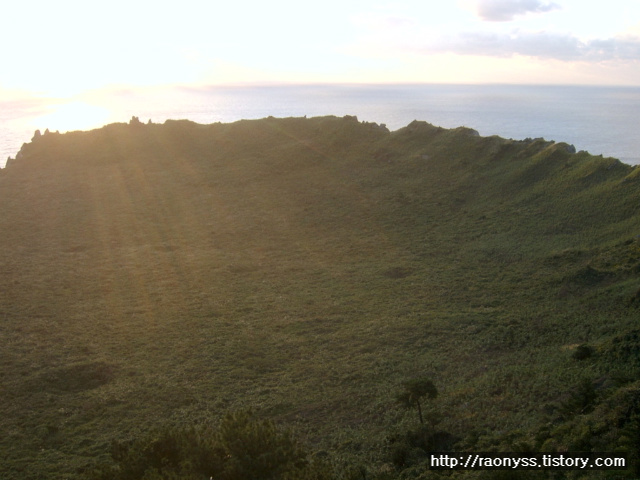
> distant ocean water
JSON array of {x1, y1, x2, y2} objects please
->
[{"x1": 2, "y1": 84, "x2": 640, "y2": 168}]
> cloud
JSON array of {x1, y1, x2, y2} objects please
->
[
  {"x1": 415, "y1": 30, "x2": 640, "y2": 62},
  {"x1": 474, "y1": 0, "x2": 561, "y2": 22}
]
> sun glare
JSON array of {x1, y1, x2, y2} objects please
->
[{"x1": 30, "y1": 102, "x2": 112, "y2": 133}]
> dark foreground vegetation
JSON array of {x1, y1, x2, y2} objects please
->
[{"x1": 1, "y1": 115, "x2": 640, "y2": 479}]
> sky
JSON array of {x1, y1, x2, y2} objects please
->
[{"x1": 2, "y1": 0, "x2": 640, "y2": 101}]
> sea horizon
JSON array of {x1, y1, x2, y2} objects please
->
[{"x1": 2, "y1": 83, "x2": 640, "y2": 168}]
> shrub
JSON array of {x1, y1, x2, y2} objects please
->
[
  {"x1": 86, "y1": 410, "x2": 334, "y2": 480},
  {"x1": 572, "y1": 344, "x2": 594, "y2": 360}
]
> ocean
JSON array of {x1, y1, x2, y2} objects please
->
[{"x1": 2, "y1": 84, "x2": 640, "y2": 168}]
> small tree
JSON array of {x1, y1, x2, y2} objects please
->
[{"x1": 397, "y1": 378, "x2": 438, "y2": 425}]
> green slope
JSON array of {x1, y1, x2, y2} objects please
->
[{"x1": 1, "y1": 115, "x2": 639, "y2": 479}]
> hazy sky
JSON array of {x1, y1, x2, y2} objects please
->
[{"x1": 2, "y1": 0, "x2": 640, "y2": 100}]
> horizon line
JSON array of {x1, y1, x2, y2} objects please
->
[{"x1": 4, "y1": 80, "x2": 640, "y2": 103}]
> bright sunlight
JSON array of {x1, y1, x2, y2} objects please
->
[{"x1": 30, "y1": 102, "x2": 112, "y2": 133}]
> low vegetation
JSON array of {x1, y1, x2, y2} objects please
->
[{"x1": 1, "y1": 115, "x2": 639, "y2": 478}]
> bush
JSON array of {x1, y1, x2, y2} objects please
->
[
  {"x1": 572, "y1": 344, "x2": 594, "y2": 360},
  {"x1": 558, "y1": 378, "x2": 598, "y2": 417},
  {"x1": 86, "y1": 410, "x2": 334, "y2": 480}
]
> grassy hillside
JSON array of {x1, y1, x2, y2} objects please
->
[{"x1": 1, "y1": 115, "x2": 639, "y2": 479}]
